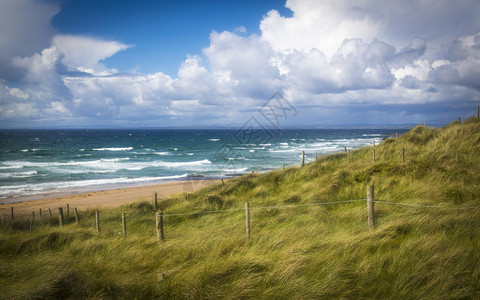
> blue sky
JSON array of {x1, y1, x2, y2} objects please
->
[
  {"x1": 0, "y1": 0, "x2": 479, "y2": 128},
  {"x1": 52, "y1": 0, "x2": 292, "y2": 76}
]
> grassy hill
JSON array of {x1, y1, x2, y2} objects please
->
[{"x1": 1, "y1": 118, "x2": 480, "y2": 299}]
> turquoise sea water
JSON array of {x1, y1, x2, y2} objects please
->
[{"x1": 0, "y1": 128, "x2": 407, "y2": 200}]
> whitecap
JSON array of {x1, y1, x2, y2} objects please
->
[
  {"x1": 155, "y1": 152, "x2": 171, "y2": 156},
  {"x1": 0, "y1": 171, "x2": 37, "y2": 178},
  {"x1": 93, "y1": 147, "x2": 133, "y2": 151},
  {"x1": 0, "y1": 174, "x2": 190, "y2": 198}
]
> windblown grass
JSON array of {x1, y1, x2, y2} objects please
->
[{"x1": 1, "y1": 118, "x2": 480, "y2": 299}]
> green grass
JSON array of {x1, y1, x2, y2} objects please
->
[{"x1": 1, "y1": 118, "x2": 480, "y2": 299}]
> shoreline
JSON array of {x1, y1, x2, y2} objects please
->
[{"x1": 0, "y1": 179, "x2": 221, "y2": 217}]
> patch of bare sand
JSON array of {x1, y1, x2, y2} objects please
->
[{"x1": 0, "y1": 179, "x2": 220, "y2": 217}]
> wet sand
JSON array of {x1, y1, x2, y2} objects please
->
[{"x1": 0, "y1": 179, "x2": 221, "y2": 217}]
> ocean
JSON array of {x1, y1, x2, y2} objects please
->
[{"x1": 0, "y1": 128, "x2": 407, "y2": 201}]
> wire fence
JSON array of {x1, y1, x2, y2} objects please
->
[
  {"x1": 2, "y1": 193, "x2": 480, "y2": 241},
  {"x1": 1, "y1": 107, "x2": 479, "y2": 236},
  {"x1": 422, "y1": 111, "x2": 477, "y2": 128}
]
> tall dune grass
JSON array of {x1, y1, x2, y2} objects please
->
[{"x1": 1, "y1": 118, "x2": 480, "y2": 298}]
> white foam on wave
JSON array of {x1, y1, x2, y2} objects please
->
[
  {"x1": 269, "y1": 136, "x2": 386, "y2": 155},
  {"x1": 222, "y1": 167, "x2": 248, "y2": 174},
  {"x1": 208, "y1": 139, "x2": 220, "y2": 142},
  {"x1": 0, "y1": 165, "x2": 23, "y2": 170},
  {"x1": 227, "y1": 157, "x2": 245, "y2": 160},
  {"x1": 1, "y1": 158, "x2": 130, "y2": 169},
  {"x1": 93, "y1": 147, "x2": 133, "y2": 151},
  {"x1": 0, "y1": 171, "x2": 38, "y2": 178},
  {"x1": 155, "y1": 159, "x2": 211, "y2": 168},
  {"x1": 0, "y1": 158, "x2": 213, "y2": 175},
  {"x1": 155, "y1": 152, "x2": 171, "y2": 156},
  {"x1": 0, "y1": 174, "x2": 190, "y2": 199},
  {"x1": 20, "y1": 149, "x2": 42, "y2": 152},
  {"x1": 269, "y1": 148, "x2": 299, "y2": 153}
]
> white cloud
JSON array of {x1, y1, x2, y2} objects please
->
[
  {"x1": 9, "y1": 87, "x2": 29, "y2": 100},
  {"x1": 260, "y1": 0, "x2": 480, "y2": 58},
  {"x1": 12, "y1": 47, "x2": 62, "y2": 85},
  {"x1": 52, "y1": 35, "x2": 132, "y2": 75},
  {"x1": 260, "y1": 0, "x2": 379, "y2": 58},
  {"x1": 429, "y1": 32, "x2": 480, "y2": 89},
  {"x1": 0, "y1": 81, "x2": 38, "y2": 120},
  {"x1": 0, "y1": 0, "x2": 59, "y2": 80},
  {"x1": 203, "y1": 30, "x2": 284, "y2": 100},
  {"x1": 204, "y1": 31, "x2": 278, "y2": 79},
  {"x1": 4, "y1": 33, "x2": 134, "y2": 122},
  {"x1": 1, "y1": 0, "x2": 480, "y2": 127}
]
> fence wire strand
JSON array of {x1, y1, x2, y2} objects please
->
[
  {"x1": 252, "y1": 199, "x2": 367, "y2": 210},
  {"x1": 374, "y1": 200, "x2": 480, "y2": 210},
  {"x1": 163, "y1": 199, "x2": 367, "y2": 217},
  {"x1": 4, "y1": 198, "x2": 480, "y2": 222}
]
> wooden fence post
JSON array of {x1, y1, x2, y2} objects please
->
[
  {"x1": 122, "y1": 213, "x2": 127, "y2": 238},
  {"x1": 301, "y1": 151, "x2": 305, "y2": 167},
  {"x1": 245, "y1": 202, "x2": 251, "y2": 238},
  {"x1": 32, "y1": 211, "x2": 35, "y2": 220},
  {"x1": 74, "y1": 208, "x2": 79, "y2": 224},
  {"x1": 156, "y1": 212, "x2": 164, "y2": 242},
  {"x1": 95, "y1": 210, "x2": 100, "y2": 233},
  {"x1": 58, "y1": 207, "x2": 64, "y2": 227},
  {"x1": 402, "y1": 148, "x2": 405, "y2": 163},
  {"x1": 344, "y1": 146, "x2": 347, "y2": 152},
  {"x1": 48, "y1": 208, "x2": 52, "y2": 217},
  {"x1": 221, "y1": 179, "x2": 225, "y2": 186},
  {"x1": 315, "y1": 152, "x2": 318, "y2": 160},
  {"x1": 66, "y1": 204, "x2": 70, "y2": 216},
  {"x1": 10, "y1": 207, "x2": 13, "y2": 220},
  {"x1": 367, "y1": 186, "x2": 375, "y2": 229},
  {"x1": 39, "y1": 208, "x2": 43, "y2": 220},
  {"x1": 153, "y1": 192, "x2": 158, "y2": 211},
  {"x1": 458, "y1": 117, "x2": 461, "y2": 124}
]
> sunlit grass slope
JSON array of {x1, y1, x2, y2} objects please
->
[{"x1": 1, "y1": 118, "x2": 480, "y2": 299}]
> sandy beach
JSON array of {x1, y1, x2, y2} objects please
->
[{"x1": 0, "y1": 179, "x2": 221, "y2": 217}]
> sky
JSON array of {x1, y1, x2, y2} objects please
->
[{"x1": 0, "y1": 0, "x2": 479, "y2": 128}]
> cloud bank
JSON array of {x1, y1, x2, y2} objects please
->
[{"x1": 1, "y1": 0, "x2": 480, "y2": 127}]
